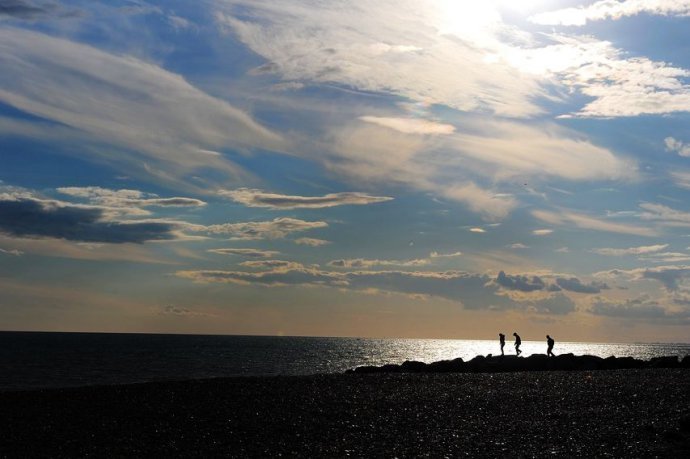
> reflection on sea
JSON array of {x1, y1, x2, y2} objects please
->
[{"x1": 0, "y1": 332, "x2": 688, "y2": 390}]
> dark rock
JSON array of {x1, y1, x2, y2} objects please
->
[
  {"x1": 648, "y1": 356, "x2": 679, "y2": 369},
  {"x1": 524, "y1": 354, "x2": 550, "y2": 371},
  {"x1": 400, "y1": 360, "x2": 427, "y2": 372},
  {"x1": 681, "y1": 355, "x2": 690, "y2": 368},
  {"x1": 347, "y1": 353, "x2": 689, "y2": 374},
  {"x1": 577, "y1": 355, "x2": 604, "y2": 370}
]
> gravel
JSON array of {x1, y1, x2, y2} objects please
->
[{"x1": 1, "y1": 369, "x2": 689, "y2": 457}]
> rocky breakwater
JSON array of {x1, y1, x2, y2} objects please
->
[{"x1": 347, "y1": 353, "x2": 690, "y2": 374}]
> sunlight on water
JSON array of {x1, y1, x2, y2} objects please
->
[
  {"x1": 347, "y1": 339, "x2": 690, "y2": 370},
  {"x1": 1, "y1": 333, "x2": 688, "y2": 389}
]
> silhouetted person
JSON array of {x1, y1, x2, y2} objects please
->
[
  {"x1": 546, "y1": 335, "x2": 555, "y2": 357},
  {"x1": 499, "y1": 333, "x2": 505, "y2": 356},
  {"x1": 513, "y1": 332, "x2": 522, "y2": 355}
]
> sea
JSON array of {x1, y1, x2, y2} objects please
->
[{"x1": 0, "y1": 331, "x2": 688, "y2": 391}]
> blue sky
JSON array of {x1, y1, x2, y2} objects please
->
[{"x1": 1, "y1": 0, "x2": 690, "y2": 342}]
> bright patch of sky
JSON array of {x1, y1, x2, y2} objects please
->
[{"x1": 1, "y1": 0, "x2": 690, "y2": 341}]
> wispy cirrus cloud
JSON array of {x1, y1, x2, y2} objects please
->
[
  {"x1": 359, "y1": 116, "x2": 455, "y2": 135},
  {"x1": 532, "y1": 209, "x2": 656, "y2": 236},
  {"x1": 202, "y1": 217, "x2": 328, "y2": 240},
  {"x1": 530, "y1": 0, "x2": 690, "y2": 26},
  {"x1": 207, "y1": 248, "x2": 280, "y2": 258},
  {"x1": 58, "y1": 186, "x2": 205, "y2": 209},
  {"x1": 429, "y1": 251, "x2": 462, "y2": 258},
  {"x1": 592, "y1": 244, "x2": 669, "y2": 256},
  {"x1": 0, "y1": 28, "x2": 282, "y2": 186},
  {"x1": 441, "y1": 183, "x2": 516, "y2": 222},
  {"x1": 219, "y1": 188, "x2": 392, "y2": 209},
  {"x1": 294, "y1": 237, "x2": 330, "y2": 247},
  {"x1": 639, "y1": 202, "x2": 690, "y2": 226},
  {"x1": 216, "y1": 0, "x2": 548, "y2": 118}
]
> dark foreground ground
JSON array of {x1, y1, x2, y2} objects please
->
[{"x1": 1, "y1": 369, "x2": 689, "y2": 457}]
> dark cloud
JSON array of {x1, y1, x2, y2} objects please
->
[
  {"x1": 185, "y1": 268, "x2": 495, "y2": 308},
  {"x1": 0, "y1": 198, "x2": 177, "y2": 243},
  {"x1": 496, "y1": 271, "x2": 545, "y2": 292},
  {"x1": 530, "y1": 293, "x2": 576, "y2": 315},
  {"x1": 219, "y1": 188, "x2": 392, "y2": 209},
  {"x1": 160, "y1": 306, "x2": 214, "y2": 317},
  {"x1": 555, "y1": 277, "x2": 608, "y2": 294},
  {"x1": 177, "y1": 267, "x2": 577, "y2": 313},
  {"x1": 0, "y1": 0, "x2": 79, "y2": 20},
  {"x1": 0, "y1": 0, "x2": 51, "y2": 19},
  {"x1": 590, "y1": 296, "x2": 690, "y2": 323},
  {"x1": 640, "y1": 266, "x2": 690, "y2": 291},
  {"x1": 207, "y1": 248, "x2": 280, "y2": 258}
]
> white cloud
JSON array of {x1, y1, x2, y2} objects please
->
[
  {"x1": 592, "y1": 244, "x2": 669, "y2": 256},
  {"x1": 469, "y1": 228, "x2": 486, "y2": 233},
  {"x1": 530, "y1": 0, "x2": 690, "y2": 26},
  {"x1": 448, "y1": 120, "x2": 635, "y2": 181},
  {"x1": 596, "y1": 264, "x2": 690, "y2": 291},
  {"x1": 216, "y1": 0, "x2": 548, "y2": 118},
  {"x1": 202, "y1": 217, "x2": 328, "y2": 240},
  {"x1": 240, "y1": 260, "x2": 305, "y2": 271},
  {"x1": 207, "y1": 248, "x2": 280, "y2": 258},
  {"x1": 670, "y1": 170, "x2": 690, "y2": 189},
  {"x1": 665, "y1": 137, "x2": 690, "y2": 157},
  {"x1": 429, "y1": 251, "x2": 463, "y2": 258},
  {"x1": 294, "y1": 237, "x2": 330, "y2": 247},
  {"x1": 217, "y1": 0, "x2": 690, "y2": 121},
  {"x1": 639, "y1": 252, "x2": 690, "y2": 263},
  {"x1": 359, "y1": 116, "x2": 455, "y2": 135},
  {"x1": 532, "y1": 229, "x2": 553, "y2": 236},
  {"x1": 0, "y1": 28, "x2": 282, "y2": 185},
  {"x1": 508, "y1": 243, "x2": 529, "y2": 249},
  {"x1": 57, "y1": 186, "x2": 206, "y2": 208},
  {"x1": 442, "y1": 183, "x2": 517, "y2": 221},
  {"x1": 218, "y1": 188, "x2": 392, "y2": 209},
  {"x1": 0, "y1": 248, "x2": 23, "y2": 256},
  {"x1": 327, "y1": 258, "x2": 429, "y2": 268},
  {"x1": 502, "y1": 34, "x2": 690, "y2": 118},
  {"x1": 639, "y1": 202, "x2": 690, "y2": 227},
  {"x1": 532, "y1": 209, "x2": 656, "y2": 236}
]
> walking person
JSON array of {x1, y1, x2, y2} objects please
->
[
  {"x1": 546, "y1": 335, "x2": 555, "y2": 357},
  {"x1": 499, "y1": 333, "x2": 505, "y2": 356},
  {"x1": 513, "y1": 332, "x2": 522, "y2": 356}
]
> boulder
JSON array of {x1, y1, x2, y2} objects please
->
[
  {"x1": 400, "y1": 360, "x2": 427, "y2": 373},
  {"x1": 647, "y1": 356, "x2": 679, "y2": 368}
]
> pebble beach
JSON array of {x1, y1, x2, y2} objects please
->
[{"x1": 1, "y1": 369, "x2": 689, "y2": 457}]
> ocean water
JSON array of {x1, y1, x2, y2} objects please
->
[{"x1": 0, "y1": 331, "x2": 688, "y2": 390}]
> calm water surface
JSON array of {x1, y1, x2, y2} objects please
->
[{"x1": 1, "y1": 332, "x2": 688, "y2": 390}]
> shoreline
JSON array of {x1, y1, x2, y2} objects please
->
[
  {"x1": 1, "y1": 369, "x2": 688, "y2": 456},
  {"x1": 349, "y1": 352, "x2": 690, "y2": 374}
]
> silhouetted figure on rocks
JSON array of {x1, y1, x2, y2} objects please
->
[
  {"x1": 499, "y1": 333, "x2": 505, "y2": 356},
  {"x1": 547, "y1": 335, "x2": 555, "y2": 357},
  {"x1": 513, "y1": 332, "x2": 522, "y2": 356}
]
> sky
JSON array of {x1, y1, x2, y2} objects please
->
[{"x1": 1, "y1": 0, "x2": 690, "y2": 342}]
